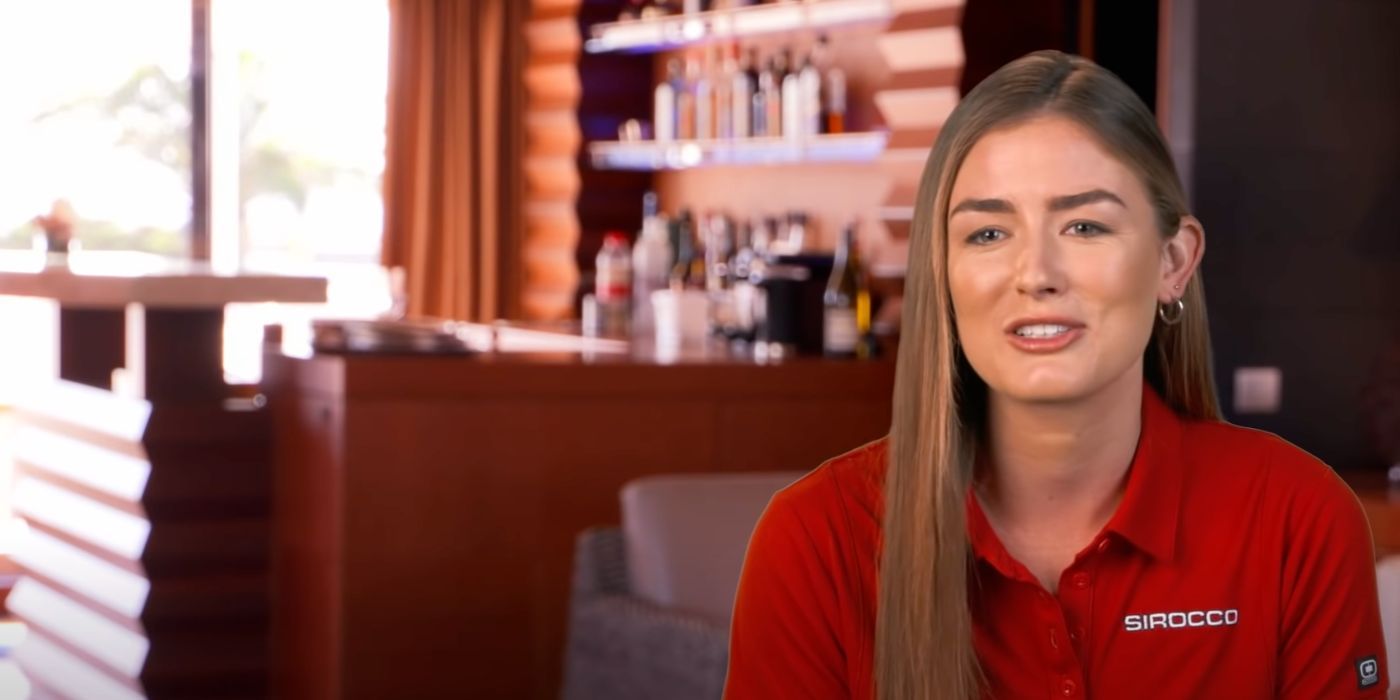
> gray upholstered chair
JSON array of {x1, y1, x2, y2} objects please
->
[{"x1": 561, "y1": 471, "x2": 804, "y2": 700}]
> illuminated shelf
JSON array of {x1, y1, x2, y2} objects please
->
[
  {"x1": 588, "y1": 131, "x2": 888, "y2": 170},
  {"x1": 585, "y1": 0, "x2": 893, "y2": 55}
]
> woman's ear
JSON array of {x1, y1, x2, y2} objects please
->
[{"x1": 1159, "y1": 215, "x2": 1205, "y2": 302}]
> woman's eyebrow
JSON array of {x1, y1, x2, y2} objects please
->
[
  {"x1": 1047, "y1": 189, "x2": 1126, "y2": 211},
  {"x1": 949, "y1": 189, "x2": 1127, "y2": 217},
  {"x1": 949, "y1": 197, "x2": 1014, "y2": 216}
]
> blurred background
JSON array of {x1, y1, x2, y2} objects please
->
[{"x1": 0, "y1": 0, "x2": 1394, "y2": 698}]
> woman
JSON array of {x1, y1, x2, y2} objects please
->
[{"x1": 724, "y1": 50, "x2": 1389, "y2": 699}]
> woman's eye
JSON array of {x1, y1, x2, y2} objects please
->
[
  {"x1": 966, "y1": 228, "x2": 1006, "y2": 245},
  {"x1": 1068, "y1": 221, "x2": 1108, "y2": 236}
]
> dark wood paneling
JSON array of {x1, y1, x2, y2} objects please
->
[
  {"x1": 265, "y1": 351, "x2": 897, "y2": 699},
  {"x1": 57, "y1": 308, "x2": 125, "y2": 390},
  {"x1": 1188, "y1": 0, "x2": 1400, "y2": 470}
]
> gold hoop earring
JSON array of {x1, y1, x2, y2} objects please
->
[{"x1": 1158, "y1": 298, "x2": 1185, "y2": 326}]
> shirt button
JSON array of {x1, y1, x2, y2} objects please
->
[
  {"x1": 1071, "y1": 572, "x2": 1091, "y2": 589},
  {"x1": 1048, "y1": 627, "x2": 1059, "y2": 650},
  {"x1": 1061, "y1": 677, "x2": 1078, "y2": 696},
  {"x1": 1070, "y1": 627, "x2": 1085, "y2": 642},
  {"x1": 1096, "y1": 538, "x2": 1110, "y2": 553}
]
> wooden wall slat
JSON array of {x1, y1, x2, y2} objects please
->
[
  {"x1": 877, "y1": 26, "x2": 964, "y2": 72},
  {"x1": 891, "y1": 0, "x2": 964, "y2": 10},
  {"x1": 526, "y1": 16, "x2": 582, "y2": 58},
  {"x1": 521, "y1": 0, "x2": 586, "y2": 321},
  {"x1": 875, "y1": 1, "x2": 967, "y2": 242},
  {"x1": 526, "y1": 109, "x2": 582, "y2": 155},
  {"x1": 525, "y1": 155, "x2": 583, "y2": 200},
  {"x1": 874, "y1": 87, "x2": 960, "y2": 130},
  {"x1": 524, "y1": 64, "x2": 582, "y2": 107}
]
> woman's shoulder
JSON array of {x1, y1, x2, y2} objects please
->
[
  {"x1": 750, "y1": 436, "x2": 888, "y2": 565},
  {"x1": 1178, "y1": 418, "x2": 1363, "y2": 520},
  {"x1": 770, "y1": 436, "x2": 888, "y2": 520},
  {"x1": 728, "y1": 439, "x2": 885, "y2": 698}
]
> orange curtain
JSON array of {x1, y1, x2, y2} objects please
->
[{"x1": 382, "y1": 0, "x2": 523, "y2": 321}]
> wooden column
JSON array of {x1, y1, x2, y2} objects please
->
[
  {"x1": 9, "y1": 384, "x2": 272, "y2": 698},
  {"x1": 523, "y1": 0, "x2": 588, "y2": 320},
  {"x1": 0, "y1": 266, "x2": 325, "y2": 698},
  {"x1": 56, "y1": 308, "x2": 126, "y2": 390}
]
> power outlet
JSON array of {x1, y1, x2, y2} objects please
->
[{"x1": 1234, "y1": 366, "x2": 1282, "y2": 414}]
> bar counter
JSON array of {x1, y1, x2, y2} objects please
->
[{"x1": 262, "y1": 328, "x2": 898, "y2": 700}]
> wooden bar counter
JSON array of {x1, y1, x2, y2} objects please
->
[{"x1": 261, "y1": 330, "x2": 898, "y2": 700}]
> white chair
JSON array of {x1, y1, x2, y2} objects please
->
[{"x1": 1378, "y1": 555, "x2": 1400, "y2": 697}]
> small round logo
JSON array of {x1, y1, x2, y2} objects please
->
[{"x1": 1358, "y1": 656, "x2": 1380, "y2": 688}]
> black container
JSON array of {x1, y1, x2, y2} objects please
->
[{"x1": 756, "y1": 253, "x2": 835, "y2": 357}]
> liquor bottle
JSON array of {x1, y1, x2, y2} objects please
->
[
  {"x1": 687, "y1": 214, "x2": 709, "y2": 288},
  {"x1": 728, "y1": 220, "x2": 761, "y2": 341},
  {"x1": 752, "y1": 50, "x2": 774, "y2": 138},
  {"x1": 669, "y1": 209, "x2": 699, "y2": 289},
  {"x1": 781, "y1": 52, "x2": 802, "y2": 139},
  {"x1": 678, "y1": 57, "x2": 698, "y2": 140},
  {"x1": 732, "y1": 43, "x2": 755, "y2": 139},
  {"x1": 763, "y1": 52, "x2": 786, "y2": 137},
  {"x1": 632, "y1": 191, "x2": 673, "y2": 333},
  {"x1": 822, "y1": 39, "x2": 847, "y2": 135},
  {"x1": 755, "y1": 215, "x2": 777, "y2": 254},
  {"x1": 716, "y1": 45, "x2": 738, "y2": 139},
  {"x1": 729, "y1": 221, "x2": 755, "y2": 285},
  {"x1": 655, "y1": 58, "x2": 683, "y2": 141},
  {"x1": 823, "y1": 223, "x2": 868, "y2": 358},
  {"x1": 692, "y1": 51, "x2": 715, "y2": 140},
  {"x1": 704, "y1": 214, "x2": 734, "y2": 293},
  {"x1": 798, "y1": 48, "x2": 822, "y2": 137}
]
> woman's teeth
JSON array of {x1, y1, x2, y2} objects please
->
[{"x1": 1014, "y1": 324, "x2": 1071, "y2": 338}]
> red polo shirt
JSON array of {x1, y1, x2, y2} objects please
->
[{"x1": 725, "y1": 383, "x2": 1390, "y2": 699}]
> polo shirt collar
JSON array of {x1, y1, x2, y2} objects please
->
[{"x1": 966, "y1": 380, "x2": 1185, "y2": 576}]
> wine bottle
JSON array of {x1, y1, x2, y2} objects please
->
[
  {"x1": 823, "y1": 223, "x2": 868, "y2": 358},
  {"x1": 669, "y1": 209, "x2": 700, "y2": 289}
]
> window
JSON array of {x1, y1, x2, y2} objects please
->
[
  {"x1": 0, "y1": 1, "x2": 392, "y2": 385},
  {"x1": 212, "y1": 0, "x2": 392, "y2": 382},
  {"x1": 0, "y1": 2, "x2": 192, "y2": 255}
]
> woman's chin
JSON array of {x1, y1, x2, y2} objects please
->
[{"x1": 996, "y1": 373, "x2": 1093, "y2": 404}]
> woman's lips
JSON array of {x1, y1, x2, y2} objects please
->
[{"x1": 1005, "y1": 326, "x2": 1085, "y2": 353}]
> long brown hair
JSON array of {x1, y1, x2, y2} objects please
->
[{"x1": 876, "y1": 50, "x2": 1222, "y2": 699}]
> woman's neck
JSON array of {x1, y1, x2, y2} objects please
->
[{"x1": 977, "y1": 371, "x2": 1144, "y2": 540}]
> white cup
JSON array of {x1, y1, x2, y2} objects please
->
[{"x1": 651, "y1": 288, "x2": 709, "y2": 349}]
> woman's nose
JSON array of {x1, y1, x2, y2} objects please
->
[{"x1": 1014, "y1": 230, "x2": 1066, "y2": 298}]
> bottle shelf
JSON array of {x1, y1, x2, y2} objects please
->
[
  {"x1": 585, "y1": 0, "x2": 893, "y2": 55},
  {"x1": 588, "y1": 131, "x2": 888, "y2": 170}
]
